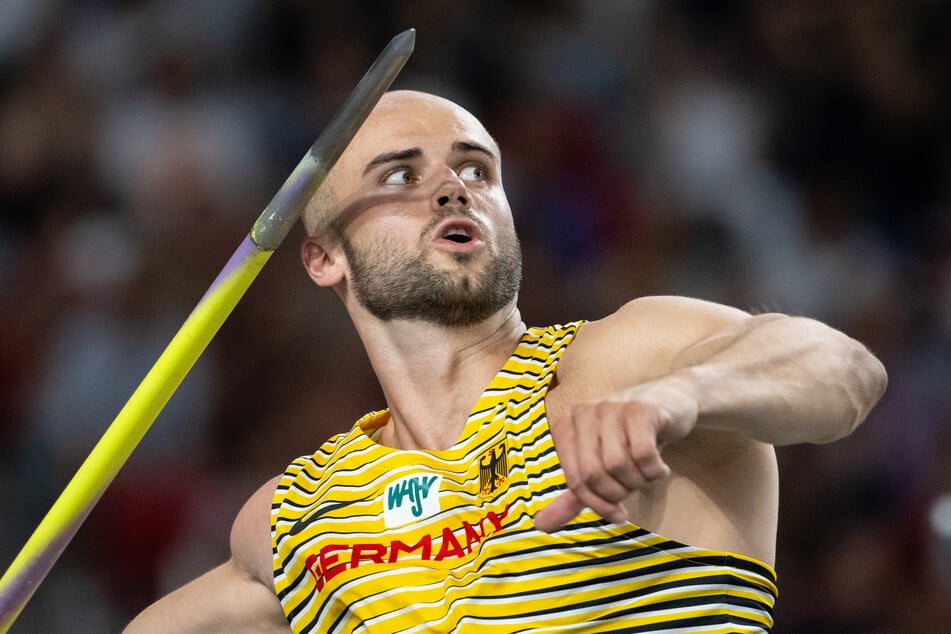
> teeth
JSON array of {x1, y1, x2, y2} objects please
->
[{"x1": 443, "y1": 227, "x2": 471, "y2": 243}]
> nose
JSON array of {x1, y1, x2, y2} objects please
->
[{"x1": 431, "y1": 167, "x2": 470, "y2": 210}]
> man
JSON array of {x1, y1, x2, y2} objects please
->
[{"x1": 125, "y1": 91, "x2": 887, "y2": 632}]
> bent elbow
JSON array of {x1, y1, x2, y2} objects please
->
[
  {"x1": 853, "y1": 345, "x2": 888, "y2": 425},
  {"x1": 800, "y1": 329, "x2": 888, "y2": 445},
  {"x1": 835, "y1": 340, "x2": 888, "y2": 441}
]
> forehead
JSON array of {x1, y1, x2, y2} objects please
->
[{"x1": 332, "y1": 92, "x2": 497, "y2": 182}]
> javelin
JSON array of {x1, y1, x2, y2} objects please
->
[{"x1": 0, "y1": 28, "x2": 415, "y2": 631}]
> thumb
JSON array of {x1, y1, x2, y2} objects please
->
[{"x1": 533, "y1": 490, "x2": 586, "y2": 533}]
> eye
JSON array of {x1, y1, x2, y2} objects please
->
[
  {"x1": 458, "y1": 164, "x2": 488, "y2": 182},
  {"x1": 382, "y1": 168, "x2": 417, "y2": 185}
]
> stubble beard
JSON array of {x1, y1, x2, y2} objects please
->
[{"x1": 341, "y1": 223, "x2": 522, "y2": 327}]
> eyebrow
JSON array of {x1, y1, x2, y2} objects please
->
[
  {"x1": 363, "y1": 148, "x2": 423, "y2": 176},
  {"x1": 452, "y1": 141, "x2": 496, "y2": 161},
  {"x1": 361, "y1": 141, "x2": 498, "y2": 177}
]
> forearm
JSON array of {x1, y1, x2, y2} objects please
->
[{"x1": 658, "y1": 313, "x2": 887, "y2": 445}]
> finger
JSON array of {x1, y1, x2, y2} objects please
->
[
  {"x1": 549, "y1": 414, "x2": 628, "y2": 529},
  {"x1": 625, "y1": 414, "x2": 672, "y2": 482},
  {"x1": 534, "y1": 488, "x2": 629, "y2": 533},
  {"x1": 574, "y1": 409, "x2": 626, "y2": 501},
  {"x1": 600, "y1": 426, "x2": 645, "y2": 489},
  {"x1": 566, "y1": 481, "x2": 630, "y2": 526},
  {"x1": 533, "y1": 489, "x2": 586, "y2": 533},
  {"x1": 574, "y1": 405, "x2": 643, "y2": 502}
]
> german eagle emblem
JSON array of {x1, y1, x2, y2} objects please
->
[{"x1": 478, "y1": 441, "x2": 508, "y2": 498}]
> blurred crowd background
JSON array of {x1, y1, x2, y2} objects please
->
[{"x1": 2, "y1": 1, "x2": 950, "y2": 631}]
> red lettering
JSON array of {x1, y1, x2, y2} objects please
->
[
  {"x1": 388, "y1": 536, "x2": 433, "y2": 562},
  {"x1": 305, "y1": 553, "x2": 320, "y2": 582},
  {"x1": 305, "y1": 551, "x2": 333, "y2": 592},
  {"x1": 319, "y1": 543, "x2": 349, "y2": 588},
  {"x1": 350, "y1": 543, "x2": 386, "y2": 568},
  {"x1": 301, "y1": 505, "x2": 511, "y2": 591},
  {"x1": 435, "y1": 527, "x2": 465, "y2": 561},
  {"x1": 462, "y1": 520, "x2": 481, "y2": 553},
  {"x1": 485, "y1": 505, "x2": 508, "y2": 532}
]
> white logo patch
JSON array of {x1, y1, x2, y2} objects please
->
[{"x1": 383, "y1": 473, "x2": 442, "y2": 528}]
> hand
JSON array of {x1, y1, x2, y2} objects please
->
[{"x1": 534, "y1": 379, "x2": 698, "y2": 533}]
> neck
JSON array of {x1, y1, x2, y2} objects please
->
[{"x1": 352, "y1": 302, "x2": 526, "y2": 450}]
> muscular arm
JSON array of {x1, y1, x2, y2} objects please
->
[
  {"x1": 536, "y1": 295, "x2": 887, "y2": 534},
  {"x1": 562, "y1": 295, "x2": 886, "y2": 444},
  {"x1": 124, "y1": 476, "x2": 289, "y2": 633},
  {"x1": 622, "y1": 297, "x2": 886, "y2": 445}
]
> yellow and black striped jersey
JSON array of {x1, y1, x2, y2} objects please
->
[{"x1": 272, "y1": 322, "x2": 777, "y2": 633}]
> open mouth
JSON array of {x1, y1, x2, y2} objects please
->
[
  {"x1": 442, "y1": 227, "x2": 472, "y2": 244},
  {"x1": 433, "y1": 217, "x2": 482, "y2": 248}
]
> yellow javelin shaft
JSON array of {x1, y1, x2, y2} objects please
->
[
  {"x1": 0, "y1": 242, "x2": 269, "y2": 632},
  {"x1": 0, "y1": 28, "x2": 414, "y2": 631}
]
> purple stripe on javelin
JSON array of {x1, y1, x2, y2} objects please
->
[
  {"x1": 0, "y1": 511, "x2": 95, "y2": 624},
  {"x1": 195, "y1": 234, "x2": 262, "y2": 307}
]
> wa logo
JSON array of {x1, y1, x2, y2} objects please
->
[{"x1": 383, "y1": 474, "x2": 442, "y2": 528}]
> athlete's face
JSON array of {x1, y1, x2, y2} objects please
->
[{"x1": 315, "y1": 91, "x2": 521, "y2": 326}]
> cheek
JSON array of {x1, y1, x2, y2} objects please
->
[
  {"x1": 479, "y1": 190, "x2": 515, "y2": 227},
  {"x1": 348, "y1": 210, "x2": 424, "y2": 249},
  {"x1": 332, "y1": 183, "x2": 429, "y2": 235},
  {"x1": 344, "y1": 196, "x2": 416, "y2": 230}
]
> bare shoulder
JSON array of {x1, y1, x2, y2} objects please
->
[
  {"x1": 231, "y1": 474, "x2": 284, "y2": 587},
  {"x1": 558, "y1": 296, "x2": 751, "y2": 397},
  {"x1": 123, "y1": 475, "x2": 288, "y2": 633},
  {"x1": 578, "y1": 295, "x2": 751, "y2": 354}
]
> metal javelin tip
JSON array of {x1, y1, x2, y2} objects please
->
[{"x1": 251, "y1": 28, "x2": 416, "y2": 250}]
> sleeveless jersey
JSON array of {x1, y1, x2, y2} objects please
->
[{"x1": 272, "y1": 323, "x2": 778, "y2": 633}]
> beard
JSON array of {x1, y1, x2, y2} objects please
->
[{"x1": 340, "y1": 217, "x2": 522, "y2": 327}]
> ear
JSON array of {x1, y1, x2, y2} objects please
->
[{"x1": 301, "y1": 235, "x2": 345, "y2": 287}]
